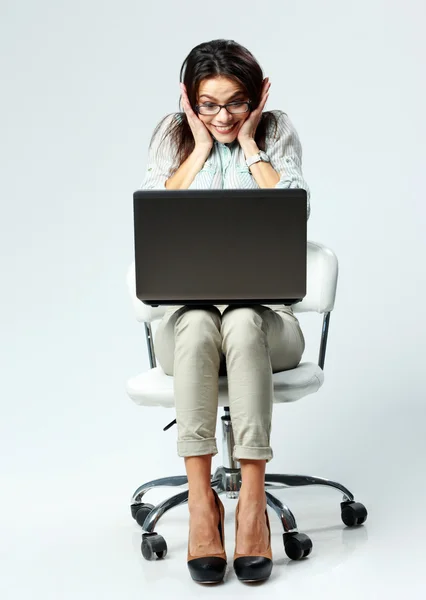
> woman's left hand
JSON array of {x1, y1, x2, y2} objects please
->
[{"x1": 237, "y1": 77, "x2": 271, "y2": 144}]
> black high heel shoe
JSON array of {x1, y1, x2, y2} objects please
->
[
  {"x1": 187, "y1": 489, "x2": 227, "y2": 584},
  {"x1": 233, "y1": 501, "x2": 273, "y2": 582}
]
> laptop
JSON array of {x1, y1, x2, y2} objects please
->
[{"x1": 133, "y1": 188, "x2": 307, "y2": 307}]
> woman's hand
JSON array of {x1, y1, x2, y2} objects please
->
[
  {"x1": 180, "y1": 83, "x2": 213, "y2": 152},
  {"x1": 237, "y1": 77, "x2": 271, "y2": 144}
]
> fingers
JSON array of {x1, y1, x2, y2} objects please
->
[
  {"x1": 251, "y1": 80, "x2": 270, "y2": 116},
  {"x1": 180, "y1": 83, "x2": 196, "y2": 117},
  {"x1": 259, "y1": 78, "x2": 271, "y2": 109},
  {"x1": 180, "y1": 83, "x2": 189, "y2": 108},
  {"x1": 263, "y1": 77, "x2": 271, "y2": 97}
]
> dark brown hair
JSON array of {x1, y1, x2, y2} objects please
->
[{"x1": 150, "y1": 39, "x2": 278, "y2": 174}]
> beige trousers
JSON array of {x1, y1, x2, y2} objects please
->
[{"x1": 154, "y1": 304, "x2": 305, "y2": 463}]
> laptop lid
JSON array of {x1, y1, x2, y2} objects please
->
[{"x1": 133, "y1": 188, "x2": 307, "y2": 307}]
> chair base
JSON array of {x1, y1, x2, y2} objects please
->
[
  {"x1": 132, "y1": 410, "x2": 367, "y2": 562},
  {"x1": 132, "y1": 466, "x2": 368, "y2": 562}
]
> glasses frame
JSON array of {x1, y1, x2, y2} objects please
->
[{"x1": 194, "y1": 100, "x2": 252, "y2": 116}]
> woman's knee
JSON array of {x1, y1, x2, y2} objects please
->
[
  {"x1": 174, "y1": 306, "x2": 222, "y2": 347},
  {"x1": 221, "y1": 306, "x2": 266, "y2": 343},
  {"x1": 174, "y1": 305, "x2": 221, "y2": 330}
]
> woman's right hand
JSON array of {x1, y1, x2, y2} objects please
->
[{"x1": 180, "y1": 83, "x2": 213, "y2": 153}]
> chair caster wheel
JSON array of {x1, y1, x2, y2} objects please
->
[
  {"x1": 341, "y1": 501, "x2": 368, "y2": 527},
  {"x1": 131, "y1": 503, "x2": 155, "y2": 527},
  {"x1": 283, "y1": 532, "x2": 313, "y2": 560},
  {"x1": 141, "y1": 533, "x2": 168, "y2": 560}
]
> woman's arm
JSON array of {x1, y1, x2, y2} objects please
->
[
  {"x1": 141, "y1": 113, "x2": 212, "y2": 190},
  {"x1": 166, "y1": 84, "x2": 215, "y2": 189},
  {"x1": 165, "y1": 145, "x2": 211, "y2": 189},
  {"x1": 239, "y1": 138, "x2": 281, "y2": 189},
  {"x1": 266, "y1": 111, "x2": 311, "y2": 220},
  {"x1": 140, "y1": 115, "x2": 176, "y2": 189}
]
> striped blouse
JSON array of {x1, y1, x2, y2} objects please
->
[{"x1": 140, "y1": 109, "x2": 310, "y2": 320}]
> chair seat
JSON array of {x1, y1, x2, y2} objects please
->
[{"x1": 126, "y1": 361, "x2": 324, "y2": 408}]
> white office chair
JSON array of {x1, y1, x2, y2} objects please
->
[{"x1": 126, "y1": 241, "x2": 368, "y2": 562}]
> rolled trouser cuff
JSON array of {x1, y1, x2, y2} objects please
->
[
  {"x1": 233, "y1": 445, "x2": 273, "y2": 463},
  {"x1": 177, "y1": 438, "x2": 218, "y2": 458}
]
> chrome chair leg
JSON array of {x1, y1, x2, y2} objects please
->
[
  {"x1": 266, "y1": 490, "x2": 315, "y2": 560},
  {"x1": 265, "y1": 473, "x2": 354, "y2": 503},
  {"x1": 264, "y1": 482, "x2": 287, "y2": 490},
  {"x1": 141, "y1": 483, "x2": 227, "y2": 533},
  {"x1": 265, "y1": 490, "x2": 298, "y2": 533},
  {"x1": 142, "y1": 489, "x2": 189, "y2": 533},
  {"x1": 131, "y1": 475, "x2": 188, "y2": 504}
]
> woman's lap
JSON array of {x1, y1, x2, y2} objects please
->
[{"x1": 154, "y1": 304, "x2": 305, "y2": 376}]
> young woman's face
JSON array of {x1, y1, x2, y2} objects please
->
[{"x1": 196, "y1": 76, "x2": 250, "y2": 142}]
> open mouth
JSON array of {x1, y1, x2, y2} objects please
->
[{"x1": 212, "y1": 123, "x2": 237, "y2": 134}]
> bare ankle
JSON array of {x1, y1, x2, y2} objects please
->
[
  {"x1": 238, "y1": 488, "x2": 266, "y2": 508},
  {"x1": 188, "y1": 488, "x2": 215, "y2": 509}
]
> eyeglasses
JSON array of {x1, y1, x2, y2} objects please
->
[{"x1": 194, "y1": 101, "x2": 252, "y2": 116}]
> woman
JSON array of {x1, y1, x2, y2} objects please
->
[{"x1": 141, "y1": 39, "x2": 310, "y2": 584}]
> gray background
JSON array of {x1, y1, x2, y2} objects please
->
[{"x1": 1, "y1": 0, "x2": 425, "y2": 596}]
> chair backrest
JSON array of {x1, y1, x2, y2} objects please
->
[{"x1": 126, "y1": 241, "x2": 338, "y2": 323}]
